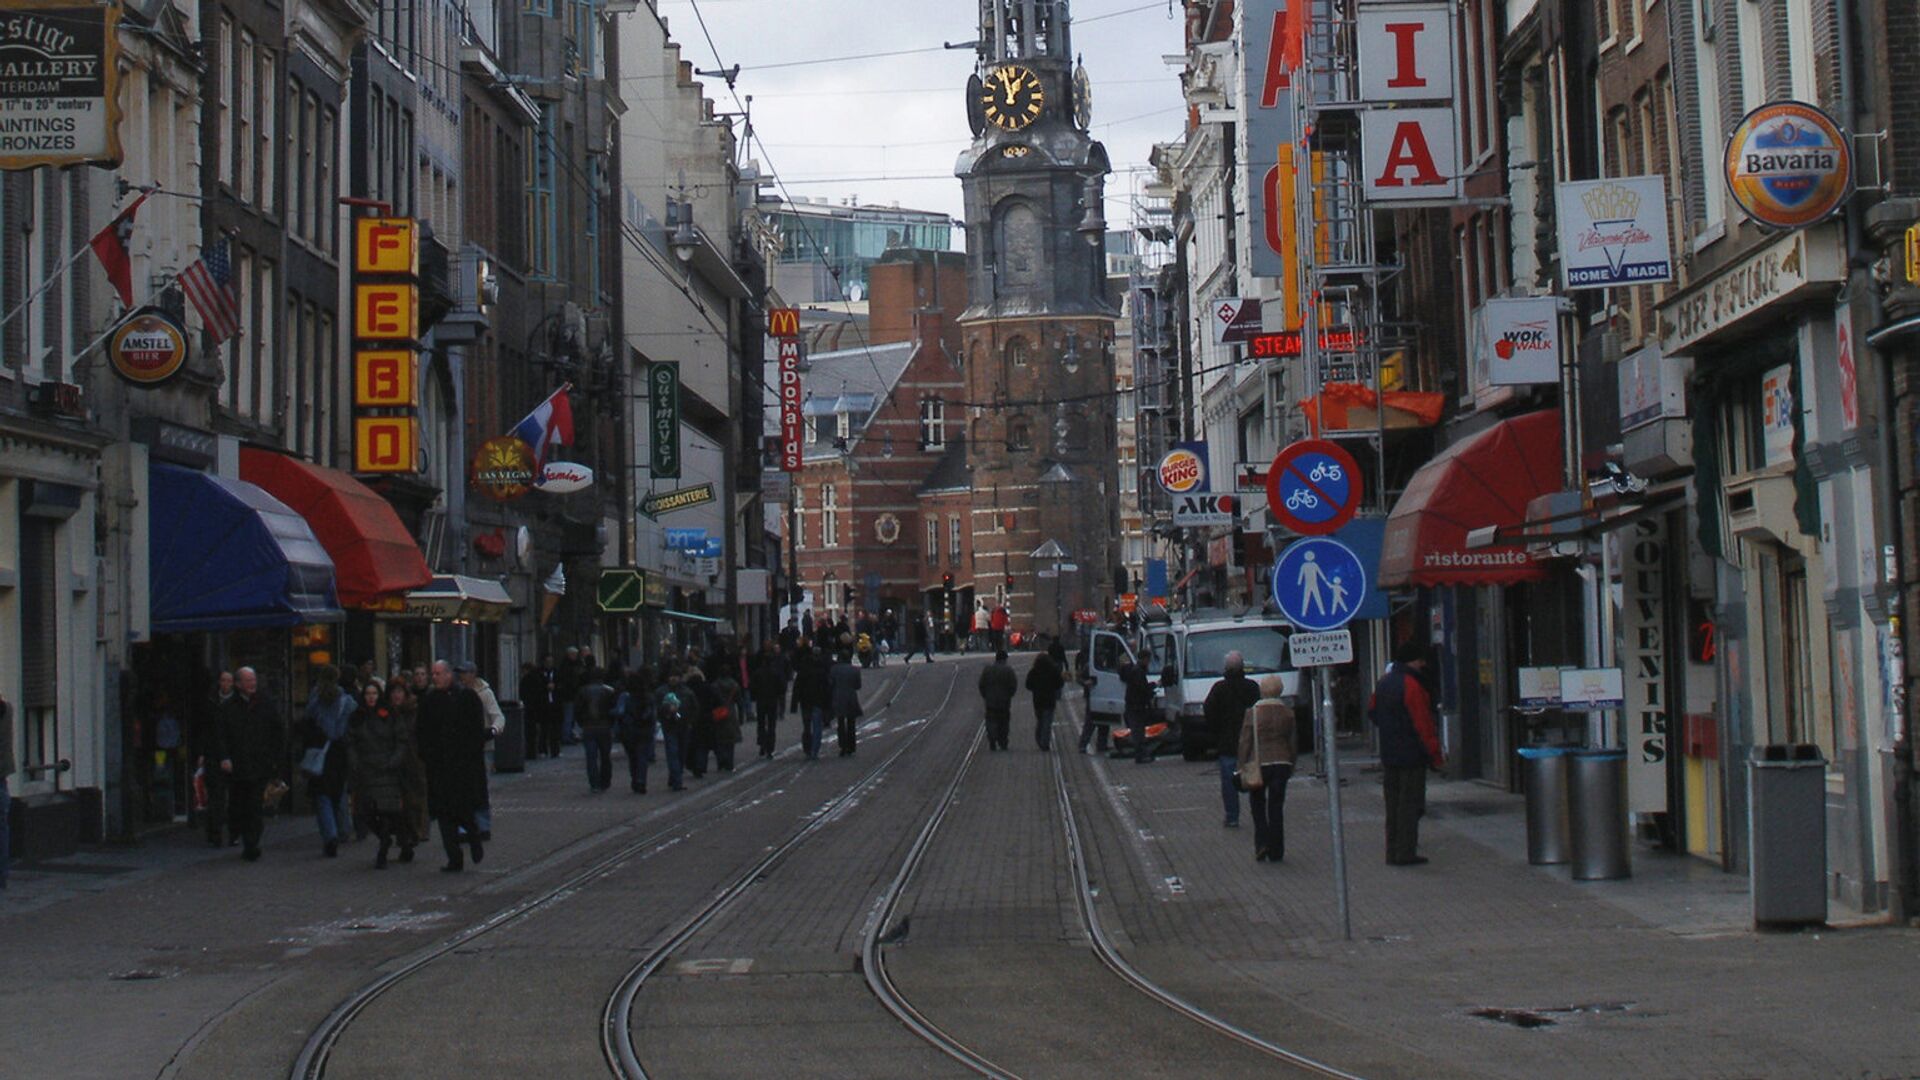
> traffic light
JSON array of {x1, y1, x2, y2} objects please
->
[
  {"x1": 941, "y1": 572, "x2": 954, "y2": 591},
  {"x1": 1005, "y1": 574, "x2": 1015, "y2": 588}
]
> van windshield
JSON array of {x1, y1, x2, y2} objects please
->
[{"x1": 1185, "y1": 626, "x2": 1291, "y2": 677}]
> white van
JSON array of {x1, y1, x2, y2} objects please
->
[{"x1": 1082, "y1": 610, "x2": 1299, "y2": 759}]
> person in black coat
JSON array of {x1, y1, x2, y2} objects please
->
[
  {"x1": 197, "y1": 671, "x2": 237, "y2": 847},
  {"x1": 789, "y1": 642, "x2": 831, "y2": 760},
  {"x1": 748, "y1": 642, "x2": 789, "y2": 759},
  {"x1": 212, "y1": 667, "x2": 284, "y2": 862},
  {"x1": 416, "y1": 661, "x2": 488, "y2": 872},
  {"x1": 1024, "y1": 644, "x2": 1067, "y2": 752},
  {"x1": 978, "y1": 650, "x2": 1019, "y2": 751}
]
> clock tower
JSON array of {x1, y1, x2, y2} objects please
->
[{"x1": 958, "y1": 0, "x2": 1118, "y2": 637}]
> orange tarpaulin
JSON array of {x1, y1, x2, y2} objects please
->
[{"x1": 1300, "y1": 383, "x2": 1445, "y2": 435}]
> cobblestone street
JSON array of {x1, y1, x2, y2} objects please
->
[{"x1": 4, "y1": 656, "x2": 1918, "y2": 1079}]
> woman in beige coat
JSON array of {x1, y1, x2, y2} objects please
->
[{"x1": 1237, "y1": 676, "x2": 1297, "y2": 862}]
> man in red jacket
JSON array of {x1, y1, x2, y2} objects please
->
[
  {"x1": 1369, "y1": 642, "x2": 1445, "y2": 866},
  {"x1": 988, "y1": 604, "x2": 1010, "y2": 652}
]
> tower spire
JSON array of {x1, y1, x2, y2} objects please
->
[{"x1": 978, "y1": 0, "x2": 1073, "y2": 64}]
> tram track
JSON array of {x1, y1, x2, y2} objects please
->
[
  {"x1": 853, "y1": 695, "x2": 1370, "y2": 1080},
  {"x1": 288, "y1": 663, "x2": 926, "y2": 1080},
  {"x1": 600, "y1": 664, "x2": 963, "y2": 1079}
]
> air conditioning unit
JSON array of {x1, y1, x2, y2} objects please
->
[{"x1": 1723, "y1": 469, "x2": 1799, "y2": 545}]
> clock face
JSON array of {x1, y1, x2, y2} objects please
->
[
  {"x1": 1073, "y1": 66, "x2": 1092, "y2": 129},
  {"x1": 982, "y1": 65, "x2": 1045, "y2": 131}
]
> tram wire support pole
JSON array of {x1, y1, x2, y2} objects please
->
[{"x1": 1320, "y1": 665, "x2": 1353, "y2": 941}]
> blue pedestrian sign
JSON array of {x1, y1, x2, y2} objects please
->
[{"x1": 1272, "y1": 537, "x2": 1367, "y2": 632}]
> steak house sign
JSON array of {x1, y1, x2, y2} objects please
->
[{"x1": 0, "y1": 3, "x2": 123, "y2": 169}]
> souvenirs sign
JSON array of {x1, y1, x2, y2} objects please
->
[
  {"x1": 0, "y1": 3, "x2": 123, "y2": 169},
  {"x1": 1725, "y1": 101, "x2": 1852, "y2": 230},
  {"x1": 107, "y1": 307, "x2": 188, "y2": 385}
]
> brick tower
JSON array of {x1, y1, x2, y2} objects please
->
[{"x1": 958, "y1": 0, "x2": 1119, "y2": 639}]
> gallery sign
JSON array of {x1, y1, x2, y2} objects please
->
[
  {"x1": 107, "y1": 307, "x2": 188, "y2": 385},
  {"x1": 1724, "y1": 101, "x2": 1852, "y2": 231},
  {"x1": 0, "y1": 2, "x2": 123, "y2": 170},
  {"x1": 1471, "y1": 296, "x2": 1561, "y2": 387},
  {"x1": 1555, "y1": 177, "x2": 1674, "y2": 290}
]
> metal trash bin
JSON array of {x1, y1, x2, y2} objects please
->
[
  {"x1": 1517, "y1": 746, "x2": 1572, "y2": 865},
  {"x1": 1568, "y1": 748, "x2": 1630, "y2": 880},
  {"x1": 493, "y1": 701, "x2": 527, "y2": 774},
  {"x1": 1749, "y1": 743, "x2": 1827, "y2": 928}
]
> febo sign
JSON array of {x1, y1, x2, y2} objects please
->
[
  {"x1": 1243, "y1": 0, "x2": 1303, "y2": 283},
  {"x1": 1266, "y1": 439, "x2": 1364, "y2": 536},
  {"x1": 778, "y1": 339, "x2": 805, "y2": 472},
  {"x1": 1357, "y1": 1, "x2": 1459, "y2": 203}
]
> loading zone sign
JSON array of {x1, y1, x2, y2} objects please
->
[
  {"x1": 1172, "y1": 492, "x2": 1238, "y2": 527},
  {"x1": 1289, "y1": 629, "x2": 1354, "y2": 668}
]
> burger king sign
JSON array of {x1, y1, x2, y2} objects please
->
[{"x1": 1157, "y1": 442, "x2": 1210, "y2": 494}]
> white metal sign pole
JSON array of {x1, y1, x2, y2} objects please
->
[{"x1": 1321, "y1": 664, "x2": 1352, "y2": 940}]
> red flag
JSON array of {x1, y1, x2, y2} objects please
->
[{"x1": 89, "y1": 192, "x2": 148, "y2": 307}]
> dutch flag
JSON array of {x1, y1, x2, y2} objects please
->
[{"x1": 511, "y1": 385, "x2": 575, "y2": 468}]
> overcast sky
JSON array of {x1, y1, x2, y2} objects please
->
[{"x1": 652, "y1": 0, "x2": 1188, "y2": 230}]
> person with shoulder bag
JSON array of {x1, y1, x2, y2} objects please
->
[
  {"x1": 1238, "y1": 676, "x2": 1298, "y2": 863},
  {"x1": 300, "y1": 664, "x2": 357, "y2": 858}
]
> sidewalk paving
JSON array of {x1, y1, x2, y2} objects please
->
[{"x1": 1061, "y1": 703, "x2": 1920, "y2": 1080}]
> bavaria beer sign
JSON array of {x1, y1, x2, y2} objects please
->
[{"x1": 1724, "y1": 101, "x2": 1852, "y2": 230}]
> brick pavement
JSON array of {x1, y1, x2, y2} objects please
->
[{"x1": 1056, "y1": 696, "x2": 1920, "y2": 1080}]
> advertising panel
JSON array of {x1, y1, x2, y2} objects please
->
[
  {"x1": 1555, "y1": 177, "x2": 1674, "y2": 289},
  {"x1": 1471, "y1": 296, "x2": 1562, "y2": 387},
  {"x1": 1724, "y1": 101, "x2": 1852, "y2": 230},
  {"x1": 1243, "y1": 0, "x2": 1302, "y2": 280},
  {"x1": 1361, "y1": 107, "x2": 1459, "y2": 202},
  {"x1": 0, "y1": 2, "x2": 122, "y2": 169}
]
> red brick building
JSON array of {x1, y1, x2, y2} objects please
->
[{"x1": 788, "y1": 252, "x2": 974, "y2": 638}]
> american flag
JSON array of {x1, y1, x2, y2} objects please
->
[{"x1": 179, "y1": 239, "x2": 242, "y2": 345}]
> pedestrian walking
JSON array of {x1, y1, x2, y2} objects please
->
[
  {"x1": 1238, "y1": 676, "x2": 1298, "y2": 862},
  {"x1": 197, "y1": 671, "x2": 237, "y2": 847},
  {"x1": 576, "y1": 665, "x2": 618, "y2": 793},
  {"x1": 1024, "y1": 643, "x2": 1066, "y2": 751},
  {"x1": 829, "y1": 649, "x2": 864, "y2": 756},
  {"x1": 1370, "y1": 642, "x2": 1445, "y2": 866},
  {"x1": 458, "y1": 663, "x2": 505, "y2": 840},
  {"x1": 1074, "y1": 641, "x2": 1109, "y2": 754},
  {"x1": 416, "y1": 661, "x2": 488, "y2": 872},
  {"x1": 300, "y1": 664, "x2": 357, "y2": 857},
  {"x1": 749, "y1": 642, "x2": 789, "y2": 759},
  {"x1": 683, "y1": 668, "x2": 715, "y2": 778},
  {"x1": 655, "y1": 670, "x2": 690, "y2": 791},
  {"x1": 989, "y1": 603, "x2": 1011, "y2": 653},
  {"x1": 791, "y1": 643, "x2": 830, "y2": 760},
  {"x1": 387, "y1": 678, "x2": 432, "y2": 848},
  {"x1": 978, "y1": 650, "x2": 1019, "y2": 750},
  {"x1": 1121, "y1": 652, "x2": 1157, "y2": 764},
  {"x1": 1203, "y1": 651, "x2": 1261, "y2": 829},
  {"x1": 710, "y1": 675, "x2": 742, "y2": 772},
  {"x1": 618, "y1": 666, "x2": 656, "y2": 793},
  {"x1": 213, "y1": 667, "x2": 284, "y2": 862},
  {"x1": 349, "y1": 681, "x2": 416, "y2": 868},
  {"x1": 0, "y1": 691, "x2": 12, "y2": 889},
  {"x1": 558, "y1": 647, "x2": 583, "y2": 746},
  {"x1": 918, "y1": 612, "x2": 937, "y2": 663},
  {"x1": 529, "y1": 655, "x2": 562, "y2": 758}
]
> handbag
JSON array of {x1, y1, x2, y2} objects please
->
[
  {"x1": 262, "y1": 778, "x2": 290, "y2": 810},
  {"x1": 1240, "y1": 708, "x2": 1265, "y2": 791},
  {"x1": 299, "y1": 744, "x2": 329, "y2": 777}
]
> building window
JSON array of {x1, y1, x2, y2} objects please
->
[
  {"x1": 214, "y1": 18, "x2": 231, "y2": 186},
  {"x1": 528, "y1": 104, "x2": 556, "y2": 275},
  {"x1": 927, "y1": 516, "x2": 939, "y2": 565},
  {"x1": 949, "y1": 515, "x2": 962, "y2": 566},
  {"x1": 317, "y1": 105, "x2": 336, "y2": 254},
  {"x1": 236, "y1": 30, "x2": 254, "y2": 198},
  {"x1": 822, "y1": 484, "x2": 839, "y2": 548},
  {"x1": 259, "y1": 48, "x2": 276, "y2": 215},
  {"x1": 920, "y1": 397, "x2": 946, "y2": 449},
  {"x1": 823, "y1": 574, "x2": 841, "y2": 616},
  {"x1": 1008, "y1": 418, "x2": 1032, "y2": 451},
  {"x1": 793, "y1": 485, "x2": 804, "y2": 550},
  {"x1": 1007, "y1": 337, "x2": 1029, "y2": 367},
  {"x1": 836, "y1": 410, "x2": 851, "y2": 443}
]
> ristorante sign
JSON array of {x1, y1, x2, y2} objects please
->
[{"x1": 0, "y1": 3, "x2": 122, "y2": 169}]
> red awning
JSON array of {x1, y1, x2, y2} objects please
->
[
  {"x1": 1380, "y1": 409, "x2": 1564, "y2": 588},
  {"x1": 239, "y1": 448, "x2": 433, "y2": 609}
]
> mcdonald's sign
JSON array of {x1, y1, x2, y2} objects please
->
[{"x1": 767, "y1": 307, "x2": 802, "y2": 339}]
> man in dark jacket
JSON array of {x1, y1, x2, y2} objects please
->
[
  {"x1": 557, "y1": 647, "x2": 583, "y2": 746},
  {"x1": 575, "y1": 666, "x2": 618, "y2": 793},
  {"x1": 748, "y1": 642, "x2": 789, "y2": 760},
  {"x1": 214, "y1": 667, "x2": 284, "y2": 862},
  {"x1": 978, "y1": 650, "x2": 1019, "y2": 751},
  {"x1": 1024, "y1": 644, "x2": 1066, "y2": 751},
  {"x1": 828, "y1": 650, "x2": 864, "y2": 756},
  {"x1": 531, "y1": 655, "x2": 562, "y2": 759},
  {"x1": 1370, "y1": 642, "x2": 1445, "y2": 866},
  {"x1": 1120, "y1": 653, "x2": 1157, "y2": 763},
  {"x1": 417, "y1": 661, "x2": 488, "y2": 871},
  {"x1": 790, "y1": 643, "x2": 831, "y2": 760},
  {"x1": 197, "y1": 670, "x2": 236, "y2": 847},
  {"x1": 1203, "y1": 652, "x2": 1263, "y2": 829}
]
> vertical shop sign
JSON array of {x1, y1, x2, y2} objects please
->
[
  {"x1": 1620, "y1": 517, "x2": 1669, "y2": 814},
  {"x1": 779, "y1": 339, "x2": 804, "y2": 472},
  {"x1": 649, "y1": 361, "x2": 681, "y2": 479},
  {"x1": 351, "y1": 217, "x2": 423, "y2": 474}
]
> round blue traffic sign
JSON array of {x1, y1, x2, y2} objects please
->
[
  {"x1": 1265, "y1": 439, "x2": 1364, "y2": 536},
  {"x1": 1271, "y1": 537, "x2": 1367, "y2": 632}
]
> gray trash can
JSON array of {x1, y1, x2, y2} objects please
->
[
  {"x1": 494, "y1": 700, "x2": 526, "y2": 774},
  {"x1": 1568, "y1": 748, "x2": 1630, "y2": 880},
  {"x1": 1517, "y1": 746, "x2": 1572, "y2": 865},
  {"x1": 1749, "y1": 743, "x2": 1826, "y2": 928}
]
